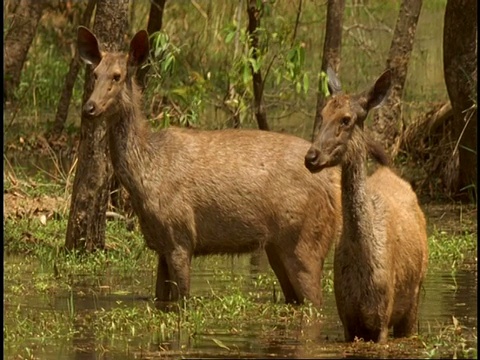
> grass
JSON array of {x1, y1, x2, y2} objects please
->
[
  {"x1": 421, "y1": 317, "x2": 478, "y2": 359},
  {"x1": 428, "y1": 228, "x2": 477, "y2": 271}
]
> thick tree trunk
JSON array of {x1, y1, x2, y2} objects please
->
[
  {"x1": 65, "y1": 0, "x2": 130, "y2": 251},
  {"x1": 49, "y1": 0, "x2": 97, "y2": 138},
  {"x1": 136, "y1": 0, "x2": 167, "y2": 90},
  {"x1": 443, "y1": 0, "x2": 477, "y2": 199},
  {"x1": 312, "y1": 0, "x2": 345, "y2": 141},
  {"x1": 4, "y1": 0, "x2": 47, "y2": 103},
  {"x1": 247, "y1": 0, "x2": 269, "y2": 131},
  {"x1": 370, "y1": 0, "x2": 422, "y2": 153}
]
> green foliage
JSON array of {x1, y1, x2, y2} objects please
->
[
  {"x1": 428, "y1": 229, "x2": 477, "y2": 270},
  {"x1": 145, "y1": 30, "x2": 209, "y2": 128},
  {"x1": 421, "y1": 316, "x2": 477, "y2": 359},
  {"x1": 5, "y1": 0, "x2": 450, "y2": 137},
  {"x1": 13, "y1": 23, "x2": 85, "y2": 117}
]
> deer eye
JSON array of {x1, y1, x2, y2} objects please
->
[
  {"x1": 340, "y1": 116, "x2": 351, "y2": 127},
  {"x1": 113, "y1": 73, "x2": 121, "y2": 82}
]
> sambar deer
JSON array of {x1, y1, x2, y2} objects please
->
[
  {"x1": 77, "y1": 26, "x2": 342, "y2": 308},
  {"x1": 304, "y1": 68, "x2": 428, "y2": 342}
]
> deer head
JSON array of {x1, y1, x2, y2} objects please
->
[
  {"x1": 77, "y1": 26, "x2": 149, "y2": 118},
  {"x1": 305, "y1": 68, "x2": 392, "y2": 173}
]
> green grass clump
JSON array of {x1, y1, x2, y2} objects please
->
[
  {"x1": 428, "y1": 229, "x2": 477, "y2": 270},
  {"x1": 421, "y1": 316, "x2": 477, "y2": 359}
]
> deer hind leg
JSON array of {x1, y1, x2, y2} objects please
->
[
  {"x1": 289, "y1": 248, "x2": 324, "y2": 308},
  {"x1": 270, "y1": 243, "x2": 323, "y2": 308},
  {"x1": 265, "y1": 244, "x2": 300, "y2": 304},
  {"x1": 393, "y1": 290, "x2": 421, "y2": 338}
]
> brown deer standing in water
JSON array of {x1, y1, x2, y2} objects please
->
[
  {"x1": 76, "y1": 26, "x2": 343, "y2": 308},
  {"x1": 304, "y1": 68, "x2": 428, "y2": 343}
]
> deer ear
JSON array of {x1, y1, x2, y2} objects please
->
[
  {"x1": 128, "y1": 30, "x2": 149, "y2": 67},
  {"x1": 364, "y1": 69, "x2": 392, "y2": 111},
  {"x1": 77, "y1": 26, "x2": 102, "y2": 66},
  {"x1": 326, "y1": 66, "x2": 342, "y2": 95}
]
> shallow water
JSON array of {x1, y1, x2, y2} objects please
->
[{"x1": 4, "y1": 252, "x2": 477, "y2": 359}]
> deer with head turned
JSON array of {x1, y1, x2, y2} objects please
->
[
  {"x1": 304, "y1": 68, "x2": 428, "y2": 343},
  {"x1": 76, "y1": 26, "x2": 343, "y2": 308}
]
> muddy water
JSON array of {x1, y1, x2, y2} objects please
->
[{"x1": 4, "y1": 253, "x2": 477, "y2": 359}]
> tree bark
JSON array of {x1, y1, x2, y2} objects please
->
[
  {"x1": 136, "y1": 0, "x2": 167, "y2": 90},
  {"x1": 311, "y1": 0, "x2": 345, "y2": 141},
  {"x1": 247, "y1": 0, "x2": 269, "y2": 131},
  {"x1": 443, "y1": 0, "x2": 477, "y2": 199},
  {"x1": 49, "y1": 0, "x2": 97, "y2": 138},
  {"x1": 4, "y1": 0, "x2": 47, "y2": 103},
  {"x1": 370, "y1": 0, "x2": 423, "y2": 153},
  {"x1": 65, "y1": 0, "x2": 130, "y2": 251}
]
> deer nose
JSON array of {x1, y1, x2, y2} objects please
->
[
  {"x1": 304, "y1": 147, "x2": 319, "y2": 168},
  {"x1": 83, "y1": 100, "x2": 97, "y2": 116}
]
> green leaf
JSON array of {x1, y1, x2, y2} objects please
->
[
  {"x1": 248, "y1": 57, "x2": 261, "y2": 73},
  {"x1": 318, "y1": 71, "x2": 330, "y2": 97},
  {"x1": 225, "y1": 30, "x2": 236, "y2": 44},
  {"x1": 242, "y1": 63, "x2": 251, "y2": 85},
  {"x1": 298, "y1": 46, "x2": 305, "y2": 66},
  {"x1": 296, "y1": 81, "x2": 301, "y2": 94},
  {"x1": 303, "y1": 73, "x2": 310, "y2": 94}
]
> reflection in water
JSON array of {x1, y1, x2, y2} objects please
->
[{"x1": 421, "y1": 269, "x2": 477, "y2": 331}]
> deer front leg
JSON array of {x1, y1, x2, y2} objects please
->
[
  {"x1": 155, "y1": 254, "x2": 172, "y2": 301},
  {"x1": 165, "y1": 236, "x2": 192, "y2": 301}
]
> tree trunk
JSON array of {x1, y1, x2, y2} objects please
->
[
  {"x1": 247, "y1": 0, "x2": 269, "y2": 131},
  {"x1": 4, "y1": 0, "x2": 47, "y2": 103},
  {"x1": 311, "y1": 0, "x2": 345, "y2": 141},
  {"x1": 443, "y1": 0, "x2": 477, "y2": 200},
  {"x1": 65, "y1": 0, "x2": 130, "y2": 251},
  {"x1": 370, "y1": 0, "x2": 423, "y2": 153},
  {"x1": 49, "y1": 0, "x2": 97, "y2": 139},
  {"x1": 136, "y1": 0, "x2": 167, "y2": 90}
]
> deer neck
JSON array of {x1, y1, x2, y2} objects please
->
[
  {"x1": 340, "y1": 136, "x2": 376, "y2": 246},
  {"x1": 106, "y1": 82, "x2": 156, "y2": 196}
]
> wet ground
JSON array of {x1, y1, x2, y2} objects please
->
[{"x1": 3, "y1": 247, "x2": 477, "y2": 359}]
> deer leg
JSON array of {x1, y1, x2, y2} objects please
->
[
  {"x1": 265, "y1": 244, "x2": 300, "y2": 305},
  {"x1": 343, "y1": 326, "x2": 354, "y2": 342},
  {"x1": 155, "y1": 254, "x2": 172, "y2": 301},
  {"x1": 377, "y1": 325, "x2": 389, "y2": 343},
  {"x1": 393, "y1": 291, "x2": 421, "y2": 338},
  {"x1": 165, "y1": 244, "x2": 192, "y2": 302},
  {"x1": 285, "y1": 252, "x2": 323, "y2": 308}
]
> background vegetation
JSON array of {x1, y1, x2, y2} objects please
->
[
  {"x1": 3, "y1": 1, "x2": 477, "y2": 358},
  {"x1": 4, "y1": 0, "x2": 448, "y2": 149}
]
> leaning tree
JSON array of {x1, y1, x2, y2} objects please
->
[
  {"x1": 370, "y1": 0, "x2": 423, "y2": 154},
  {"x1": 65, "y1": 0, "x2": 130, "y2": 251},
  {"x1": 443, "y1": 0, "x2": 477, "y2": 200},
  {"x1": 311, "y1": 0, "x2": 345, "y2": 141}
]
